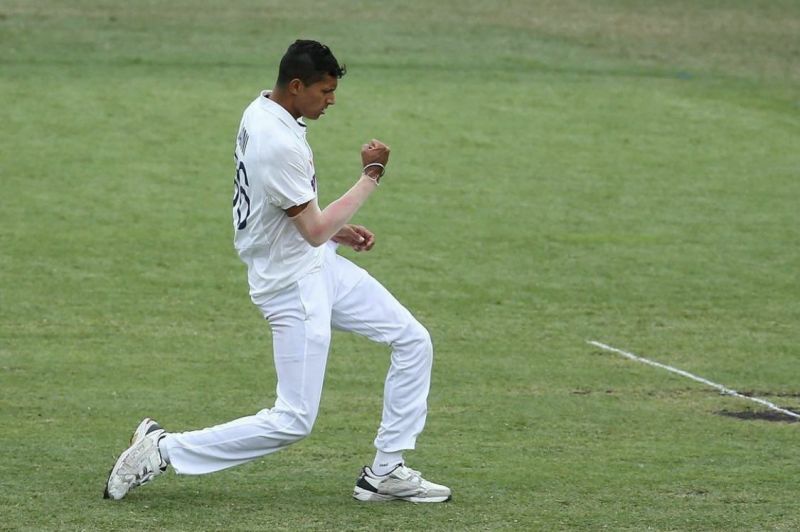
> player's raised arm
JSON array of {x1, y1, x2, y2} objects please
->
[{"x1": 289, "y1": 139, "x2": 389, "y2": 246}]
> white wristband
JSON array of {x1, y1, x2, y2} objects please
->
[{"x1": 362, "y1": 162, "x2": 386, "y2": 179}]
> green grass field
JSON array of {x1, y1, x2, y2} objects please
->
[{"x1": 2, "y1": 1, "x2": 799, "y2": 529}]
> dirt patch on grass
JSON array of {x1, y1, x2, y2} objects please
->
[
  {"x1": 737, "y1": 390, "x2": 800, "y2": 398},
  {"x1": 717, "y1": 409, "x2": 799, "y2": 423}
]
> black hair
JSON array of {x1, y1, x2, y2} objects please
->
[{"x1": 276, "y1": 40, "x2": 346, "y2": 87}]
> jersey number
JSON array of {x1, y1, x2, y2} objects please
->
[{"x1": 233, "y1": 157, "x2": 250, "y2": 230}]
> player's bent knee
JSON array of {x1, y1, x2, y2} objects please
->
[
  {"x1": 284, "y1": 422, "x2": 313, "y2": 441},
  {"x1": 404, "y1": 320, "x2": 433, "y2": 358},
  {"x1": 256, "y1": 408, "x2": 317, "y2": 442},
  {"x1": 418, "y1": 324, "x2": 433, "y2": 354},
  {"x1": 287, "y1": 410, "x2": 318, "y2": 440}
]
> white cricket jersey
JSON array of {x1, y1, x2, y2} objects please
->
[{"x1": 232, "y1": 90, "x2": 323, "y2": 298}]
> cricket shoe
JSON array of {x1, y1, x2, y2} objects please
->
[
  {"x1": 104, "y1": 418, "x2": 168, "y2": 500},
  {"x1": 353, "y1": 464, "x2": 451, "y2": 503}
]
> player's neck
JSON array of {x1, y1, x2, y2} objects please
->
[{"x1": 268, "y1": 87, "x2": 301, "y2": 120}]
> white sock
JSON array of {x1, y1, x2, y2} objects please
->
[{"x1": 372, "y1": 450, "x2": 403, "y2": 476}]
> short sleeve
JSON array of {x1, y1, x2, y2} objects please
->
[{"x1": 262, "y1": 144, "x2": 316, "y2": 210}]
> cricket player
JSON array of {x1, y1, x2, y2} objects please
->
[{"x1": 104, "y1": 39, "x2": 451, "y2": 503}]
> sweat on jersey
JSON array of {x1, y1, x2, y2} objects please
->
[{"x1": 232, "y1": 90, "x2": 324, "y2": 299}]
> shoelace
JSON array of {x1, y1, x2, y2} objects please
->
[
  {"x1": 139, "y1": 472, "x2": 154, "y2": 485},
  {"x1": 134, "y1": 464, "x2": 159, "y2": 486},
  {"x1": 397, "y1": 466, "x2": 423, "y2": 485}
]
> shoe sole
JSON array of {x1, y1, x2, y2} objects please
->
[{"x1": 353, "y1": 486, "x2": 451, "y2": 503}]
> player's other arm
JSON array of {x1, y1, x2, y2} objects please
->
[{"x1": 289, "y1": 139, "x2": 389, "y2": 247}]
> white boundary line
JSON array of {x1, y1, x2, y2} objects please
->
[{"x1": 588, "y1": 340, "x2": 800, "y2": 420}]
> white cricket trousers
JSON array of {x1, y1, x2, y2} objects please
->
[{"x1": 162, "y1": 244, "x2": 433, "y2": 475}]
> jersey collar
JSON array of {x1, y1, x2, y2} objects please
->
[{"x1": 259, "y1": 90, "x2": 307, "y2": 135}]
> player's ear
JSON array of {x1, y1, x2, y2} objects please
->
[{"x1": 287, "y1": 78, "x2": 304, "y2": 95}]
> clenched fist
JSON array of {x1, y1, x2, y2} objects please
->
[{"x1": 361, "y1": 139, "x2": 390, "y2": 179}]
